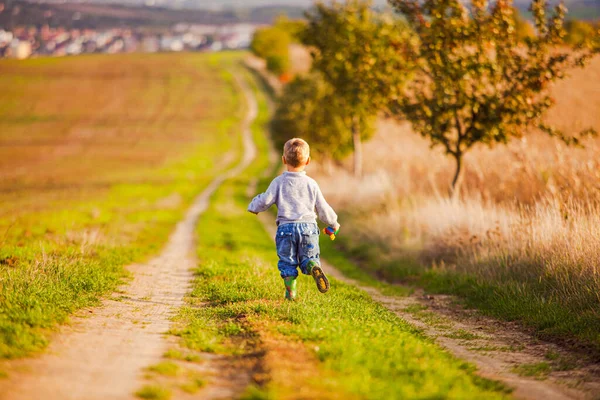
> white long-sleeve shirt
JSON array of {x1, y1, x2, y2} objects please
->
[{"x1": 248, "y1": 171, "x2": 339, "y2": 229}]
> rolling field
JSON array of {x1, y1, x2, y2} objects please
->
[{"x1": 0, "y1": 52, "x2": 243, "y2": 358}]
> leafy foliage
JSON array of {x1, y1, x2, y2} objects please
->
[
  {"x1": 271, "y1": 74, "x2": 373, "y2": 162},
  {"x1": 388, "y1": 0, "x2": 597, "y2": 195},
  {"x1": 564, "y1": 20, "x2": 597, "y2": 46},
  {"x1": 301, "y1": 0, "x2": 411, "y2": 176},
  {"x1": 250, "y1": 26, "x2": 291, "y2": 75},
  {"x1": 273, "y1": 15, "x2": 306, "y2": 41},
  {"x1": 265, "y1": 55, "x2": 290, "y2": 76},
  {"x1": 250, "y1": 15, "x2": 305, "y2": 76}
]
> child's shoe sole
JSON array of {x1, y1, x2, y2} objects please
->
[{"x1": 311, "y1": 265, "x2": 330, "y2": 293}]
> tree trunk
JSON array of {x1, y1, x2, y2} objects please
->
[
  {"x1": 450, "y1": 153, "x2": 463, "y2": 200},
  {"x1": 352, "y1": 117, "x2": 363, "y2": 178}
]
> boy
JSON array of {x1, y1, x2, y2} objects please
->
[{"x1": 248, "y1": 138, "x2": 340, "y2": 300}]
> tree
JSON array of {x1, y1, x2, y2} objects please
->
[
  {"x1": 273, "y1": 15, "x2": 306, "y2": 41},
  {"x1": 564, "y1": 20, "x2": 596, "y2": 46},
  {"x1": 266, "y1": 55, "x2": 290, "y2": 76},
  {"x1": 388, "y1": 0, "x2": 597, "y2": 197},
  {"x1": 271, "y1": 74, "x2": 374, "y2": 162},
  {"x1": 250, "y1": 26, "x2": 291, "y2": 75},
  {"x1": 301, "y1": 0, "x2": 411, "y2": 177}
]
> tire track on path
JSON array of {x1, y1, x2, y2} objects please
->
[{"x1": 0, "y1": 72, "x2": 257, "y2": 400}]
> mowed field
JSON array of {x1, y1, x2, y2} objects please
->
[{"x1": 0, "y1": 52, "x2": 244, "y2": 358}]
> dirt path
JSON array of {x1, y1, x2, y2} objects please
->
[{"x1": 0, "y1": 73, "x2": 258, "y2": 400}]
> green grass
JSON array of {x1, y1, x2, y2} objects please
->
[
  {"x1": 167, "y1": 69, "x2": 512, "y2": 399},
  {"x1": 163, "y1": 349, "x2": 201, "y2": 363},
  {"x1": 511, "y1": 362, "x2": 551, "y2": 380},
  {"x1": 147, "y1": 362, "x2": 180, "y2": 377},
  {"x1": 0, "y1": 52, "x2": 245, "y2": 359},
  {"x1": 544, "y1": 350, "x2": 577, "y2": 371},
  {"x1": 322, "y1": 232, "x2": 424, "y2": 287},
  {"x1": 135, "y1": 384, "x2": 172, "y2": 400},
  {"x1": 445, "y1": 329, "x2": 483, "y2": 341},
  {"x1": 241, "y1": 385, "x2": 274, "y2": 400},
  {"x1": 180, "y1": 377, "x2": 205, "y2": 394},
  {"x1": 163, "y1": 349, "x2": 183, "y2": 359},
  {"x1": 319, "y1": 237, "x2": 411, "y2": 297}
]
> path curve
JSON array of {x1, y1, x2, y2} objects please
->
[{"x1": 0, "y1": 72, "x2": 258, "y2": 400}]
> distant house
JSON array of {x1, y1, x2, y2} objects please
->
[
  {"x1": 160, "y1": 36, "x2": 184, "y2": 52},
  {"x1": 0, "y1": 29, "x2": 13, "y2": 46},
  {"x1": 65, "y1": 41, "x2": 82, "y2": 56},
  {"x1": 142, "y1": 36, "x2": 159, "y2": 53},
  {"x1": 9, "y1": 39, "x2": 31, "y2": 59},
  {"x1": 210, "y1": 41, "x2": 223, "y2": 52},
  {"x1": 106, "y1": 38, "x2": 124, "y2": 54}
]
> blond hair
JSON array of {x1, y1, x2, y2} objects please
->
[{"x1": 283, "y1": 138, "x2": 310, "y2": 167}]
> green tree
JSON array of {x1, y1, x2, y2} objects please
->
[
  {"x1": 266, "y1": 55, "x2": 290, "y2": 76},
  {"x1": 273, "y1": 15, "x2": 306, "y2": 41},
  {"x1": 301, "y1": 0, "x2": 411, "y2": 176},
  {"x1": 564, "y1": 20, "x2": 596, "y2": 46},
  {"x1": 250, "y1": 26, "x2": 291, "y2": 75},
  {"x1": 271, "y1": 74, "x2": 373, "y2": 162},
  {"x1": 388, "y1": 0, "x2": 596, "y2": 197}
]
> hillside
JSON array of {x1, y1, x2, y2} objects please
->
[{"x1": 0, "y1": 1, "x2": 306, "y2": 29}]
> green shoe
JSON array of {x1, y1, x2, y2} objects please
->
[
  {"x1": 307, "y1": 260, "x2": 330, "y2": 293},
  {"x1": 284, "y1": 276, "x2": 297, "y2": 300}
]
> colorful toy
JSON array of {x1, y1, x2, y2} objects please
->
[{"x1": 323, "y1": 226, "x2": 340, "y2": 241}]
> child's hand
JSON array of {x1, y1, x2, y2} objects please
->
[{"x1": 323, "y1": 226, "x2": 340, "y2": 240}]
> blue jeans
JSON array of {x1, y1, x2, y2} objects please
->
[{"x1": 275, "y1": 222, "x2": 320, "y2": 278}]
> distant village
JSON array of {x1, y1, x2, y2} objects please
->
[{"x1": 0, "y1": 22, "x2": 260, "y2": 59}]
